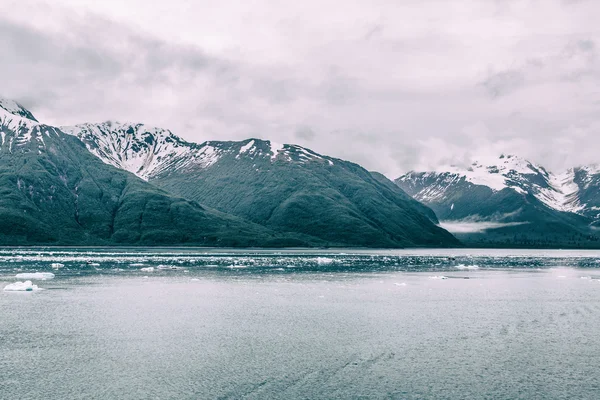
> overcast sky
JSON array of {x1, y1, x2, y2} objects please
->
[{"x1": 2, "y1": 0, "x2": 599, "y2": 177}]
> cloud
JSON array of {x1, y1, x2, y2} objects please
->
[
  {"x1": 439, "y1": 221, "x2": 529, "y2": 233},
  {"x1": 2, "y1": 0, "x2": 600, "y2": 178}
]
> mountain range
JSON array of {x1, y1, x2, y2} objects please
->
[
  {"x1": 7, "y1": 96, "x2": 600, "y2": 249},
  {"x1": 0, "y1": 98, "x2": 457, "y2": 247},
  {"x1": 0, "y1": 99, "x2": 311, "y2": 246},
  {"x1": 62, "y1": 121, "x2": 458, "y2": 248},
  {"x1": 396, "y1": 155, "x2": 600, "y2": 248}
]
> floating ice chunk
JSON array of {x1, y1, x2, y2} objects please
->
[
  {"x1": 157, "y1": 265, "x2": 185, "y2": 270},
  {"x1": 15, "y1": 272, "x2": 55, "y2": 280},
  {"x1": 50, "y1": 263, "x2": 64, "y2": 269},
  {"x1": 190, "y1": 278, "x2": 200, "y2": 281},
  {"x1": 130, "y1": 263, "x2": 146, "y2": 267},
  {"x1": 455, "y1": 264, "x2": 479, "y2": 270},
  {"x1": 394, "y1": 282, "x2": 407, "y2": 286},
  {"x1": 87, "y1": 263, "x2": 100, "y2": 267},
  {"x1": 4, "y1": 281, "x2": 41, "y2": 291},
  {"x1": 429, "y1": 275, "x2": 448, "y2": 280},
  {"x1": 316, "y1": 257, "x2": 334, "y2": 265},
  {"x1": 140, "y1": 267, "x2": 154, "y2": 272}
]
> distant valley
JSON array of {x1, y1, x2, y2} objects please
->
[{"x1": 396, "y1": 155, "x2": 600, "y2": 248}]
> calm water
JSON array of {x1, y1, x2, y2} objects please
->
[{"x1": 2, "y1": 248, "x2": 600, "y2": 399}]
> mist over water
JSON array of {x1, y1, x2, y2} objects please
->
[{"x1": 2, "y1": 248, "x2": 600, "y2": 399}]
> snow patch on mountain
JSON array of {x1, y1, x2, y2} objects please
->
[
  {"x1": 61, "y1": 122, "x2": 212, "y2": 180},
  {"x1": 0, "y1": 98, "x2": 38, "y2": 122},
  {"x1": 239, "y1": 140, "x2": 255, "y2": 155},
  {"x1": 0, "y1": 104, "x2": 54, "y2": 153},
  {"x1": 61, "y1": 123, "x2": 336, "y2": 181},
  {"x1": 398, "y1": 154, "x2": 600, "y2": 218},
  {"x1": 537, "y1": 169, "x2": 583, "y2": 213},
  {"x1": 426, "y1": 155, "x2": 546, "y2": 192},
  {"x1": 270, "y1": 141, "x2": 284, "y2": 160}
]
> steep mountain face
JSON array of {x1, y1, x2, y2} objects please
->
[
  {"x1": 0, "y1": 100, "x2": 309, "y2": 246},
  {"x1": 64, "y1": 123, "x2": 459, "y2": 248},
  {"x1": 396, "y1": 155, "x2": 600, "y2": 248},
  {"x1": 61, "y1": 122, "x2": 211, "y2": 181}
]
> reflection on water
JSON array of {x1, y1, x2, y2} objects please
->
[{"x1": 2, "y1": 248, "x2": 600, "y2": 399}]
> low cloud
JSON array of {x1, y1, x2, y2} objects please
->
[{"x1": 439, "y1": 221, "x2": 529, "y2": 233}]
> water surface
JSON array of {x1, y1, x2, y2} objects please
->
[{"x1": 2, "y1": 248, "x2": 600, "y2": 399}]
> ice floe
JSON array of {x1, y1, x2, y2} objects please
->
[
  {"x1": 455, "y1": 264, "x2": 479, "y2": 270},
  {"x1": 140, "y1": 267, "x2": 155, "y2": 272},
  {"x1": 316, "y1": 257, "x2": 334, "y2": 265},
  {"x1": 4, "y1": 281, "x2": 42, "y2": 291},
  {"x1": 51, "y1": 263, "x2": 64, "y2": 269},
  {"x1": 157, "y1": 265, "x2": 185, "y2": 270},
  {"x1": 429, "y1": 275, "x2": 448, "y2": 280},
  {"x1": 15, "y1": 272, "x2": 55, "y2": 280}
]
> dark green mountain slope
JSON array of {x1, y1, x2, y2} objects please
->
[
  {"x1": 150, "y1": 140, "x2": 458, "y2": 248},
  {"x1": 63, "y1": 123, "x2": 459, "y2": 248},
  {"x1": 0, "y1": 101, "x2": 310, "y2": 246},
  {"x1": 397, "y1": 167, "x2": 600, "y2": 249}
]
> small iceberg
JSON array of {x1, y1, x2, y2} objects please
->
[
  {"x1": 4, "y1": 281, "x2": 42, "y2": 292},
  {"x1": 429, "y1": 275, "x2": 448, "y2": 280},
  {"x1": 157, "y1": 265, "x2": 185, "y2": 270},
  {"x1": 394, "y1": 282, "x2": 407, "y2": 286},
  {"x1": 316, "y1": 257, "x2": 334, "y2": 265},
  {"x1": 140, "y1": 267, "x2": 155, "y2": 272},
  {"x1": 15, "y1": 272, "x2": 55, "y2": 280},
  {"x1": 455, "y1": 264, "x2": 479, "y2": 270},
  {"x1": 50, "y1": 263, "x2": 64, "y2": 269}
]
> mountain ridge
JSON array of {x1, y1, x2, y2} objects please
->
[
  {"x1": 396, "y1": 154, "x2": 600, "y2": 248},
  {"x1": 63, "y1": 121, "x2": 459, "y2": 248},
  {"x1": 0, "y1": 100, "x2": 319, "y2": 247}
]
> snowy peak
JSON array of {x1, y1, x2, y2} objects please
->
[
  {"x1": 0, "y1": 99, "x2": 57, "y2": 154},
  {"x1": 215, "y1": 138, "x2": 333, "y2": 165},
  {"x1": 0, "y1": 98, "x2": 38, "y2": 122},
  {"x1": 424, "y1": 154, "x2": 548, "y2": 192},
  {"x1": 396, "y1": 154, "x2": 600, "y2": 218},
  {"x1": 61, "y1": 124, "x2": 335, "y2": 180},
  {"x1": 61, "y1": 121, "x2": 204, "y2": 180}
]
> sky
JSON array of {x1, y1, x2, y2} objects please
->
[{"x1": 2, "y1": 0, "x2": 599, "y2": 177}]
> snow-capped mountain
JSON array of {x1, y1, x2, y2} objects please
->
[
  {"x1": 396, "y1": 155, "x2": 600, "y2": 248},
  {"x1": 0, "y1": 98, "x2": 61, "y2": 155},
  {"x1": 62, "y1": 122, "x2": 458, "y2": 248},
  {"x1": 0, "y1": 98, "x2": 319, "y2": 247},
  {"x1": 397, "y1": 154, "x2": 600, "y2": 217},
  {"x1": 61, "y1": 122, "x2": 335, "y2": 181}
]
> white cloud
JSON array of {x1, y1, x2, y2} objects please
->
[
  {"x1": 2, "y1": 0, "x2": 599, "y2": 177},
  {"x1": 439, "y1": 221, "x2": 529, "y2": 233}
]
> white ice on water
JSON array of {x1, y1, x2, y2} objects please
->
[
  {"x1": 316, "y1": 257, "x2": 334, "y2": 265},
  {"x1": 4, "y1": 281, "x2": 42, "y2": 291},
  {"x1": 15, "y1": 272, "x2": 55, "y2": 280},
  {"x1": 455, "y1": 264, "x2": 479, "y2": 270}
]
